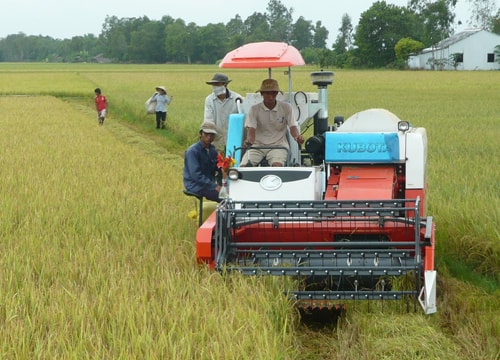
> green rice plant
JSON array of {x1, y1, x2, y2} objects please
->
[{"x1": 0, "y1": 95, "x2": 299, "y2": 359}]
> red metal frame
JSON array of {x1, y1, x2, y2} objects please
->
[{"x1": 196, "y1": 212, "x2": 216, "y2": 267}]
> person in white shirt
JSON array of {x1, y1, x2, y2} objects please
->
[{"x1": 204, "y1": 73, "x2": 242, "y2": 149}]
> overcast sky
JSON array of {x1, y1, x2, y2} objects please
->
[{"x1": 1, "y1": 0, "x2": 473, "y2": 44}]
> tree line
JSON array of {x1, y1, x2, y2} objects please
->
[{"x1": 1, "y1": 0, "x2": 498, "y2": 68}]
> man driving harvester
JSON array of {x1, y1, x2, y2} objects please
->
[{"x1": 241, "y1": 78, "x2": 304, "y2": 167}]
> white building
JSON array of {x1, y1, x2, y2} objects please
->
[{"x1": 408, "y1": 29, "x2": 500, "y2": 70}]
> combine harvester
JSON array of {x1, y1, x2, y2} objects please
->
[{"x1": 195, "y1": 42, "x2": 437, "y2": 315}]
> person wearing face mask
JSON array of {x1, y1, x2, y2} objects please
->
[{"x1": 204, "y1": 73, "x2": 243, "y2": 150}]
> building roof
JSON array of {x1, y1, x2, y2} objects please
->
[
  {"x1": 435, "y1": 28, "x2": 482, "y2": 49},
  {"x1": 420, "y1": 28, "x2": 483, "y2": 54}
]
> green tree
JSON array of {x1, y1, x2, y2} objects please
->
[
  {"x1": 129, "y1": 21, "x2": 166, "y2": 63},
  {"x1": 333, "y1": 14, "x2": 353, "y2": 54},
  {"x1": 99, "y1": 16, "x2": 125, "y2": 61},
  {"x1": 409, "y1": 0, "x2": 456, "y2": 46},
  {"x1": 290, "y1": 16, "x2": 313, "y2": 50},
  {"x1": 422, "y1": 0, "x2": 456, "y2": 45},
  {"x1": 466, "y1": 0, "x2": 498, "y2": 30},
  {"x1": 332, "y1": 14, "x2": 354, "y2": 68},
  {"x1": 196, "y1": 23, "x2": 228, "y2": 64},
  {"x1": 395, "y1": 37, "x2": 425, "y2": 68},
  {"x1": 1, "y1": 1, "x2": 407, "y2": 64},
  {"x1": 183, "y1": 22, "x2": 200, "y2": 64},
  {"x1": 355, "y1": 1, "x2": 418, "y2": 67},
  {"x1": 312, "y1": 21, "x2": 329, "y2": 48},
  {"x1": 100, "y1": 16, "x2": 151, "y2": 62},
  {"x1": 493, "y1": 9, "x2": 500, "y2": 33},
  {"x1": 226, "y1": 15, "x2": 246, "y2": 49},
  {"x1": 0, "y1": 33, "x2": 62, "y2": 62},
  {"x1": 266, "y1": 0, "x2": 293, "y2": 42},
  {"x1": 164, "y1": 18, "x2": 192, "y2": 63},
  {"x1": 64, "y1": 34, "x2": 101, "y2": 62},
  {"x1": 317, "y1": 48, "x2": 335, "y2": 68},
  {"x1": 300, "y1": 47, "x2": 320, "y2": 64},
  {"x1": 243, "y1": 12, "x2": 270, "y2": 43},
  {"x1": 29, "y1": 35, "x2": 61, "y2": 61}
]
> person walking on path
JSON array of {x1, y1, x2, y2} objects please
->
[
  {"x1": 94, "y1": 88, "x2": 108, "y2": 125},
  {"x1": 151, "y1": 85, "x2": 173, "y2": 129}
]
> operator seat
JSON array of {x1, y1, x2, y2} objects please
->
[{"x1": 239, "y1": 128, "x2": 300, "y2": 167}]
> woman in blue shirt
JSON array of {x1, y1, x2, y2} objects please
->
[{"x1": 151, "y1": 86, "x2": 173, "y2": 129}]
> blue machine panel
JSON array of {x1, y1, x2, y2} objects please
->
[
  {"x1": 325, "y1": 132, "x2": 400, "y2": 162},
  {"x1": 226, "y1": 113, "x2": 245, "y2": 166}
]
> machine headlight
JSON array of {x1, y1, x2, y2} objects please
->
[
  {"x1": 398, "y1": 121, "x2": 410, "y2": 132},
  {"x1": 228, "y1": 169, "x2": 239, "y2": 181}
]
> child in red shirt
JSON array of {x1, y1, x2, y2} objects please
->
[{"x1": 94, "y1": 88, "x2": 108, "y2": 125}]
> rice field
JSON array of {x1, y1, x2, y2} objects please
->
[{"x1": 0, "y1": 63, "x2": 499, "y2": 359}]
